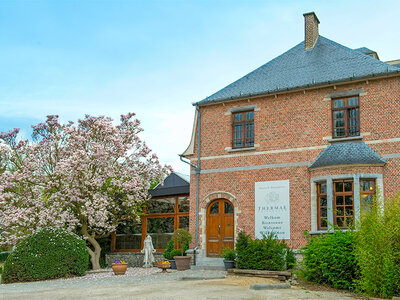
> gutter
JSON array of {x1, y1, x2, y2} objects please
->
[{"x1": 179, "y1": 105, "x2": 201, "y2": 265}]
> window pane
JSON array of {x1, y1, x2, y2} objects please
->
[
  {"x1": 334, "y1": 99, "x2": 345, "y2": 108},
  {"x1": 179, "y1": 216, "x2": 189, "y2": 230},
  {"x1": 245, "y1": 123, "x2": 254, "y2": 137},
  {"x1": 245, "y1": 111, "x2": 254, "y2": 120},
  {"x1": 344, "y1": 182, "x2": 352, "y2": 192},
  {"x1": 335, "y1": 120, "x2": 344, "y2": 127},
  {"x1": 234, "y1": 113, "x2": 243, "y2": 121},
  {"x1": 345, "y1": 217, "x2": 354, "y2": 227},
  {"x1": 234, "y1": 125, "x2": 243, "y2": 138},
  {"x1": 336, "y1": 217, "x2": 344, "y2": 227},
  {"x1": 345, "y1": 207, "x2": 353, "y2": 216},
  {"x1": 349, "y1": 108, "x2": 359, "y2": 118},
  {"x1": 334, "y1": 128, "x2": 345, "y2": 137},
  {"x1": 361, "y1": 180, "x2": 374, "y2": 192},
  {"x1": 334, "y1": 110, "x2": 344, "y2": 119},
  {"x1": 224, "y1": 202, "x2": 234, "y2": 214},
  {"x1": 320, "y1": 196, "x2": 327, "y2": 207},
  {"x1": 320, "y1": 183, "x2": 327, "y2": 194},
  {"x1": 179, "y1": 197, "x2": 189, "y2": 212},
  {"x1": 321, "y1": 207, "x2": 327, "y2": 218},
  {"x1": 348, "y1": 97, "x2": 358, "y2": 106},
  {"x1": 246, "y1": 138, "x2": 254, "y2": 147},
  {"x1": 320, "y1": 218, "x2": 328, "y2": 228},
  {"x1": 234, "y1": 140, "x2": 243, "y2": 148},
  {"x1": 147, "y1": 217, "x2": 174, "y2": 249},
  {"x1": 335, "y1": 182, "x2": 343, "y2": 192},
  {"x1": 336, "y1": 207, "x2": 344, "y2": 216},
  {"x1": 345, "y1": 195, "x2": 353, "y2": 205},
  {"x1": 147, "y1": 197, "x2": 175, "y2": 213},
  {"x1": 210, "y1": 202, "x2": 219, "y2": 214},
  {"x1": 116, "y1": 220, "x2": 142, "y2": 250},
  {"x1": 349, "y1": 127, "x2": 360, "y2": 136},
  {"x1": 361, "y1": 194, "x2": 374, "y2": 206},
  {"x1": 336, "y1": 196, "x2": 344, "y2": 205}
]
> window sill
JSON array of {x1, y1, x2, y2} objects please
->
[
  {"x1": 309, "y1": 229, "x2": 354, "y2": 235},
  {"x1": 226, "y1": 146, "x2": 257, "y2": 153},
  {"x1": 328, "y1": 135, "x2": 363, "y2": 143}
]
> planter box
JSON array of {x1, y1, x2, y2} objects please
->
[{"x1": 174, "y1": 256, "x2": 191, "y2": 271}]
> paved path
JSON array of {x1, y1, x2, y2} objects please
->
[{"x1": 0, "y1": 268, "x2": 356, "y2": 299}]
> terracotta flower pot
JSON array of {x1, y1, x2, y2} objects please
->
[
  {"x1": 112, "y1": 263, "x2": 128, "y2": 275},
  {"x1": 173, "y1": 256, "x2": 191, "y2": 271}
]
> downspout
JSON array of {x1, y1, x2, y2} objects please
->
[{"x1": 179, "y1": 105, "x2": 201, "y2": 264}]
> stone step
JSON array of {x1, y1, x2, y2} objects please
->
[
  {"x1": 192, "y1": 265, "x2": 226, "y2": 271},
  {"x1": 195, "y1": 257, "x2": 224, "y2": 267}
]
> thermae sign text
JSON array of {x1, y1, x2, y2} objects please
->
[{"x1": 255, "y1": 180, "x2": 290, "y2": 240}]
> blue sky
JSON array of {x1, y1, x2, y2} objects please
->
[{"x1": 0, "y1": 0, "x2": 399, "y2": 173}]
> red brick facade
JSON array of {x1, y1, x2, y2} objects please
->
[{"x1": 185, "y1": 76, "x2": 400, "y2": 251}]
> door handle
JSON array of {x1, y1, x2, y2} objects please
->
[{"x1": 218, "y1": 224, "x2": 221, "y2": 234}]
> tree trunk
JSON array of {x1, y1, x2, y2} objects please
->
[{"x1": 81, "y1": 223, "x2": 102, "y2": 270}]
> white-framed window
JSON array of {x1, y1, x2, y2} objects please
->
[{"x1": 310, "y1": 174, "x2": 382, "y2": 233}]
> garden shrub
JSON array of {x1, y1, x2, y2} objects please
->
[
  {"x1": 355, "y1": 193, "x2": 400, "y2": 298},
  {"x1": 0, "y1": 251, "x2": 9, "y2": 262},
  {"x1": 302, "y1": 229, "x2": 357, "y2": 290},
  {"x1": 3, "y1": 227, "x2": 89, "y2": 283},
  {"x1": 222, "y1": 247, "x2": 236, "y2": 261},
  {"x1": 235, "y1": 231, "x2": 295, "y2": 271},
  {"x1": 163, "y1": 239, "x2": 175, "y2": 260},
  {"x1": 170, "y1": 249, "x2": 182, "y2": 257},
  {"x1": 172, "y1": 229, "x2": 192, "y2": 256}
]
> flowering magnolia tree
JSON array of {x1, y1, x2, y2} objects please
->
[{"x1": 0, "y1": 113, "x2": 171, "y2": 270}]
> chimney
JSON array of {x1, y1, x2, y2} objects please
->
[{"x1": 303, "y1": 12, "x2": 320, "y2": 50}]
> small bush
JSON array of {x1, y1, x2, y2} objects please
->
[
  {"x1": 235, "y1": 231, "x2": 295, "y2": 271},
  {"x1": 172, "y1": 229, "x2": 192, "y2": 251},
  {"x1": 0, "y1": 251, "x2": 9, "y2": 263},
  {"x1": 170, "y1": 249, "x2": 182, "y2": 257},
  {"x1": 222, "y1": 247, "x2": 236, "y2": 261},
  {"x1": 302, "y1": 230, "x2": 357, "y2": 290},
  {"x1": 355, "y1": 193, "x2": 400, "y2": 298},
  {"x1": 3, "y1": 227, "x2": 89, "y2": 283},
  {"x1": 163, "y1": 240, "x2": 175, "y2": 260}
]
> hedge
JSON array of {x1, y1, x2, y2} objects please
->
[{"x1": 3, "y1": 227, "x2": 89, "y2": 283}]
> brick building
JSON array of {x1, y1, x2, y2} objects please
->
[{"x1": 181, "y1": 12, "x2": 400, "y2": 259}]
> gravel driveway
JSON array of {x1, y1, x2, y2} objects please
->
[{"x1": 0, "y1": 267, "x2": 356, "y2": 299}]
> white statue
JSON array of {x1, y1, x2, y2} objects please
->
[{"x1": 141, "y1": 234, "x2": 156, "y2": 268}]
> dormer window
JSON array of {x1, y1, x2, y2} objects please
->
[
  {"x1": 332, "y1": 96, "x2": 360, "y2": 138},
  {"x1": 232, "y1": 111, "x2": 254, "y2": 148}
]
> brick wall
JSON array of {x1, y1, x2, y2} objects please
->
[{"x1": 187, "y1": 76, "x2": 400, "y2": 250}]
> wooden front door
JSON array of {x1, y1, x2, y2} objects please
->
[{"x1": 206, "y1": 199, "x2": 234, "y2": 257}]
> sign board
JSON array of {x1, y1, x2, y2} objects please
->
[{"x1": 255, "y1": 180, "x2": 290, "y2": 240}]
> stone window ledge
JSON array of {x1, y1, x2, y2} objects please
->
[
  {"x1": 309, "y1": 229, "x2": 353, "y2": 235},
  {"x1": 328, "y1": 135, "x2": 364, "y2": 143},
  {"x1": 225, "y1": 146, "x2": 258, "y2": 153}
]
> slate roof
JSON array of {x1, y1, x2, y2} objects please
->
[
  {"x1": 354, "y1": 47, "x2": 377, "y2": 55},
  {"x1": 149, "y1": 172, "x2": 190, "y2": 197},
  {"x1": 309, "y1": 142, "x2": 386, "y2": 168},
  {"x1": 196, "y1": 36, "x2": 399, "y2": 105}
]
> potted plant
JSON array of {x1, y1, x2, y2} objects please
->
[
  {"x1": 172, "y1": 229, "x2": 192, "y2": 271},
  {"x1": 157, "y1": 260, "x2": 171, "y2": 273},
  {"x1": 112, "y1": 260, "x2": 128, "y2": 275},
  {"x1": 169, "y1": 249, "x2": 182, "y2": 269},
  {"x1": 163, "y1": 239, "x2": 177, "y2": 269},
  {"x1": 222, "y1": 247, "x2": 236, "y2": 270}
]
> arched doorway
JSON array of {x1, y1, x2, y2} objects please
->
[{"x1": 206, "y1": 199, "x2": 234, "y2": 257}]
